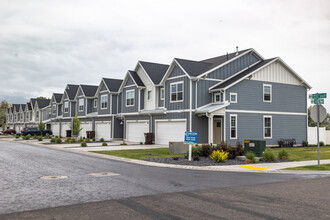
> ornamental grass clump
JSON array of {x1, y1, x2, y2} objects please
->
[
  {"x1": 278, "y1": 149, "x2": 289, "y2": 161},
  {"x1": 245, "y1": 152, "x2": 256, "y2": 163},
  {"x1": 81, "y1": 142, "x2": 87, "y2": 147},
  {"x1": 262, "y1": 148, "x2": 276, "y2": 162},
  {"x1": 210, "y1": 150, "x2": 228, "y2": 163},
  {"x1": 55, "y1": 138, "x2": 62, "y2": 144},
  {"x1": 102, "y1": 142, "x2": 107, "y2": 146}
]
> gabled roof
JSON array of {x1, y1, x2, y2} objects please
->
[
  {"x1": 53, "y1": 93, "x2": 63, "y2": 103},
  {"x1": 30, "y1": 98, "x2": 37, "y2": 109},
  {"x1": 27, "y1": 102, "x2": 32, "y2": 111},
  {"x1": 103, "y1": 78, "x2": 123, "y2": 92},
  {"x1": 12, "y1": 104, "x2": 20, "y2": 112},
  {"x1": 21, "y1": 105, "x2": 26, "y2": 111},
  {"x1": 80, "y1": 85, "x2": 98, "y2": 97},
  {"x1": 139, "y1": 61, "x2": 169, "y2": 85},
  {"x1": 36, "y1": 99, "x2": 51, "y2": 109},
  {"x1": 66, "y1": 84, "x2": 79, "y2": 100},
  {"x1": 129, "y1": 71, "x2": 145, "y2": 87}
]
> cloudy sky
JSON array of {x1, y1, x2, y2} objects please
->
[{"x1": 0, "y1": 0, "x2": 329, "y2": 109}]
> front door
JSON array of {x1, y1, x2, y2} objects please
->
[{"x1": 213, "y1": 119, "x2": 222, "y2": 144}]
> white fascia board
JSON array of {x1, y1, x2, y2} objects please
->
[
  {"x1": 60, "y1": 90, "x2": 68, "y2": 104},
  {"x1": 197, "y1": 49, "x2": 253, "y2": 78},
  {"x1": 136, "y1": 62, "x2": 155, "y2": 86},
  {"x1": 74, "y1": 85, "x2": 86, "y2": 101},
  {"x1": 223, "y1": 58, "x2": 278, "y2": 90},
  {"x1": 277, "y1": 57, "x2": 312, "y2": 89},
  {"x1": 95, "y1": 78, "x2": 110, "y2": 97}
]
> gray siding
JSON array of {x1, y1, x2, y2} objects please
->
[
  {"x1": 51, "y1": 102, "x2": 57, "y2": 118},
  {"x1": 87, "y1": 99, "x2": 93, "y2": 114},
  {"x1": 226, "y1": 80, "x2": 307, "y2": 113},
  {"x1": 100, "y1": 82, "x2": 107, "y2": 92},
  {"x1": 196, "y1": 80, "x2": 218, "y2": 108},
  {"x1": 158, "y1": 87, "x2": 164, "y2": 107},
  {"x1": 58, "y1": 104, "x2": 62, "y2": 116},
  {"x1": 122, "y1": 87, "x2": 138, "y2": 113},
  {"x1": 98, "y1": 92, "x2": 111, "y2": 115},
  {"x1": 208, "y1": 53, "x2": 260, "y2": 79},
  {"x1": 140, "y1": 89, "x2": 144, "y2": 110},
  {"x1": 168, "y1": 65, "x2": 185, "y2": 78},
  {"x1": 112, "y1": 95, "x2": 118, "y2": 114},
  {"x1": 126, "y1": 76, "x2": 135, "y2": 86},
  {"x1": 113, "y1": 117, "x2": 123, "y2": 138},
  {"x1": 164, "y1": 76, "x2": 190, "y2": 110},
  {"x1": 225, "y1": 112, "x2": 307, "y2": 146},
  {"x1": 70, "y1": 101, "x2": 76, "y2": 117},
  {"x1": 192, "y1": 115, "x2": 208, "y2": 143},
  {"x1": 118, "y1": 94, "x2": 122, "y2": 113}
]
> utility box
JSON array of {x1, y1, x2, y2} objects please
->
[
  {"x1": 169, "y1": 142, "x2": 189, "y2": 154},
  {"x1": 244, "y1": 140, "x2": 266, "y2": 157}
]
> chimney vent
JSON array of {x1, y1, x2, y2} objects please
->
[{"x1": 235, "y1": 46, "x2": 239, "y2": 56}]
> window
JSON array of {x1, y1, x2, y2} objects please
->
[
  {"x1": 79, "y1": 99, "x2": 84, "y2": 112},
  {"x1": 126, "y1": 90, "x2": 135, "y2": 107},
  {"x1": 52, "y1": 105, "x2": 56, "y2": 114},
  {"x1": 230, "y1": 93, "x2": 237, "y2": 103},
  {"x1": 263, "y1": 84, "x2": 272, "y2": 102},
  {"x1": 64, "y1": 102, "x2": 69, "y2": 113},
  {"x1": 94, "y1": 99, "x2": 97, "y2": 108},
  {"x1": 230, "y1": 114, "x2": 237, "y2": 139},
  {"x1": 36, "y1": 111, "x2": 39, "y2": 119},
  {"x1": 101, "y1": 95, "x2": 108, "y2": 109},
  {"x1": 147, "y1": 91, "x2": 152, "y2": 100},
  {"x1": 170, "y1": 82, "x2": 183, "y2": 102},
  {"x1": 214, "y1": 93, "x2": 221, "y2": 103},
  {"x1": 20, "y1": 114, "x2": 23, "y2": 120},
  {"x1": 160, "y1": 88, "x2": 165, "y2": 100},
  {"x1": 264, "y1": 116, "x2": 272, "y2": 138},
  {"x1": 26, "y1": 114, "x2": 29, "y2": 119}
]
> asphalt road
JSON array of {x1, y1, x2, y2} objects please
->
[{"x1": 0, "y1": 140, "x2": 329, "y2": 217}]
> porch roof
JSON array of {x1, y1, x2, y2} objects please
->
[{"x1": 195, "y1": 102, "x2": 230, "y2": 115}]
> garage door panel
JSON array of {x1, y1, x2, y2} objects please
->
[
  {"x1": 80, "y1": 123, "x2": 92, "y2": 138},
  {"x1": 95, "y1": 122, "x2": 111, "y2": 141},
  {"x1": 126, "y1": 122, "x2": 149, "y2": 143},
  {"x1": 155, "y1": 121, "x2": 186, "y2": 145},
  {"x1": 52, "y1": 124, "x2": 60, "y2": 136}
]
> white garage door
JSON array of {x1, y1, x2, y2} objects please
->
[
  {"x1": 95, "y1": 122, "x2": 111, "y2": 141},
  {"x1": 155, "y1": 121, "x2": 186, "y2": 145},
  {"x1": 52, "y1": 124, "x2": 60, "y2": 136},
  {"x1": 80, "y1": 122, "x2": 92, "y2": 138},
  {"x1": 61, "y1": 123, "x2": 71, "y2": 137},
  {"x1": 126, "y1": 121, "x2": 149, "y2": 143}
]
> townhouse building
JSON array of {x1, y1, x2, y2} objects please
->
[{"x1": 6, "y1": 48, "x2": 310, "y2": 146}]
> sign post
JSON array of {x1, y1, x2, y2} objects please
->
[
  {"x1": 309, "y1": 93, "x2": 327, "y2": 167},
  {"x1": 184, "y1": 131, "x2": 197, "y2": 161}
]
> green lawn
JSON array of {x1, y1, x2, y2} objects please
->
[
  {"x1": 91, "y1": 148, "x2": 185, "y2": 159},
  {"x1": 270, "y1": 146, "x2": 330, "y2": 161},
  {"x1": 284, "y1": 164, "x2": 330, "y2": 171},
  {"x1": 0, "y1": 136, "x2": 15, "y2": 139}
]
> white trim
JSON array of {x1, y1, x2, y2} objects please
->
[
  {"x1": 100, "y1": 94, "x2": 108, "y2": 109},
  {"x1": 170, "y1": 81, "x2": 184, "y2": 103},
  {"x1": 64, "y1": 101, "x2": 69, "y2": 113},
  {"x1": 263, "y1": 84, "x2": 272, "y2": 103},
  {"x1": 263, "y1": 115, "x2": 272, "y2": 139},
  {"x1": 230, "y1": 93, "x2": 237, "y2": 103},
  {"x1": 124, "y1": 84, "x2": 136, "y2": 89},
  {"x1": 198, "y1": 49, "x2": 254, "y2": 78},
  {"x1": 214, "y1": 92, "x2": 221, "y2": 103},
  {"x1": 160, "y1": 88, "x2": 165, "y2": 100},
  {"x1": 125, "y1": 89, "x2": 135, "y2": 107},
  {"x1": 203, "y1": 78, "x2": 223, "y2": 82},
  {"x1": 229, "y1": 114, "x2": 237, "y2": 139},
  {"x1": 147, "y1": 90, "x2": 152, "y2": 101},
  {"x1": 159, "y1": 59, "x2": 191, "y2": 85},
  {"x1": 78, "y1": 99, "x2": 84, "y2": 112},
  {"x1": 226, "y1": 109, "x2": 307, "y2": 116},
  {"x1": 93, "y1": 99, "x2": 97, "y2": 108},
  {"x1": 154, "y1": 119, "x2": 187, "y2": 123},
  {"x1": 167, "y1": 75, "x2": 187, "y2": 81}
]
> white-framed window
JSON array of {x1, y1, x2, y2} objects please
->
[
  {"x1": 264, "y1": 116, "x2": 272, "y2": 139},
  {"x1": 214, "y1": 93, "x2": 221, "y2": 103},
  {"x1": 160, "y1": 88, "x2": 165, "y2": 100},
  {"x1": 147, "y1": 91, "x2": 152, "y2": 100},
  {"x1": 230, "y1": 93, "x2": 237, "y2": 103},
  {"x1": 230, "y1": 114, "x2": 237, "y2": 139},
  {"x1": 126, "y1": 90, "x2": 135, "y2": 107},
  {"x1": 36, "y1": 111, "x2": 39, "y2": 119},
  {"x1": 101, "y1": 95, "x2": 108, "y2": 109},
  {"x1": 64, "y1": 101, "x2": 69, "y2": 113},
  {"x1": 170, "y1": 81, "x2": 183, "y2": 102},
  {"x1": 20, "y1": 114, "x2": 23, "y2": 120},
  {"x1": 263, "y1": 84, "x2": 272, "y2": 102},
  {"x1": 78, "y1": 99, "x2": 84, "y2": 112},
  {"x1": 26, "y1": 113, "x2": 29, "y2": 119},
  {"x1": 94, "y1": 99, "x2": 97, "y2": 108},
  {"x1": 52, "y1": 105, "x2": 56, "y2": 114}
]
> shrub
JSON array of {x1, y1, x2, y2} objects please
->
[
  {"x1": 44, "y1": 135, "x2": 51, "y2": 139},
  {"x1": 85, "y1": 138, "x2": 90, "y2": 143},
  {"x1": 201, "y1": 144, "x2": 213, "y2": 157},
  {"x1": 81, "y1": 142, "x2": 87, "y2": 147},
  {"x1": 100, "y1": 138, "x2": 105, "y2": 142},
  {"x1": 79, "y1": 137, "x2": 84, "y2": 142},
  {"x1": 50, "y1": 138, "x2": 56, "y2": 143},
  {"x1": 140, "y1": 142, "x2": 143, "y2": 145},
  {"x1": 245, "y1": 152, "x2": 256, "y2": 163},
  {"x1": 120, "y1": 141, "x2": 127, "y2": 145},
  {"x1": 262, "y1": 148, "x2": 276, "y2": 162},
  {"x1": 210, "y1": 150, "x2": 228, "y2": 163},
  {"x1": 193, "y1": 155, "x2": 200, "y2": 161},
  {"x1": 38, "y1": 137, "x2": 43, "y2": 141},
  {"x1": 33, "y1": 135, "x2": 37, "y2": 139},
  {"x1": 55, "y1": 138, "x2": 62, "y2": 144},
  {"x1": 236, "y1": 142, "x2": 244, "y2": 156},
  {"x1": 15, "y1": 135, "x2": 19, "y2": 139},
  {"x1": 227, "y1": 145, "x2": 237, "y2": 159},
  {"x1": 173, "y1": 157, "x2": 179, "y2": 160},
  {"x1": 102, "y1": 142, "x2": 107, "y2": 146},
  {"x1": 320, "y1": 141, "x2": 324, "y2": 146},
  {"x1": 71, "y1": 138, "x2": 77, "y2": 143},
  {"x1": 92, "y1": 137, "x2": 95, "y2": 141},
  {"x1": 302, "y1": 141, "x2": 308, "y2": 147},
  {"x1": 278, "y1": 149, "x2": 289, "y2": 161},
  {"x1": 191, "y1": 146, "x2": 202, "y2": 157}
]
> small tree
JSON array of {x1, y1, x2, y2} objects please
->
[
  {"x1": 38, "y1": 121, "x2": 45, "y2": 134},
  {"x1": 2, "y1": 123, "x2": 5, "y2": 131},
  {"x1": 70, "y1": 114, "x2": 83, "y2": 137}
]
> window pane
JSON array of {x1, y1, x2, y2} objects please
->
[
  {"x1": 171, "y1": 85, "x2": 176, "y2": 93},
  {"x1": 265, "y1": 118, "x2": 271, "y2": 127},
  {"x1": 231, "y1": 128, "x2": 236, "y2": 138},
  {"x1": 161, "y1": 89, "x2": 164, "y2": 99},
  {"x1": 177, "y1": 83, "x2": 183, "y2": 91},
  {"x1": 171, "y1": 94, "x2": 176, "y2": 101},
  {"x1": 264, "y1": 86, "x2": 270, "y2": 94},
  {"x1": 265, "y1": 128, "x2": 271, "y2": 137},
  {"x1": 126, "y1": 99, "x2": 129, "y2": 106},
  {"x1": 231, "y1": 116, "x2": 236, "y2": 126},
  {"x1": 178, "y1": 92, "x2": 183, "y2": 100},
  {"x1": 264, "y1": 94, "x2": 271, "y2": 101},
  {"x1": 215, "y1": 94, "x2": 220, "y2": 102},
  {"x1": 231, "y1": 94, "x2": 236, "y2": 102}
]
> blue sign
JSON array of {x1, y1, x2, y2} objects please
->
[{"x1": 184, "y1": 131, "x2": 197, "y2": 145}]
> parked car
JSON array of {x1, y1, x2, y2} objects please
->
[
  {"x1": 21, "y1": 127, "x2": 53, "y2": 136},
  {"x1": 3, "y1": 129, "x2": 16, "y2": 135},
  {"x1": 0, "y1": 131, "x2": 3, "y2": 135}
]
